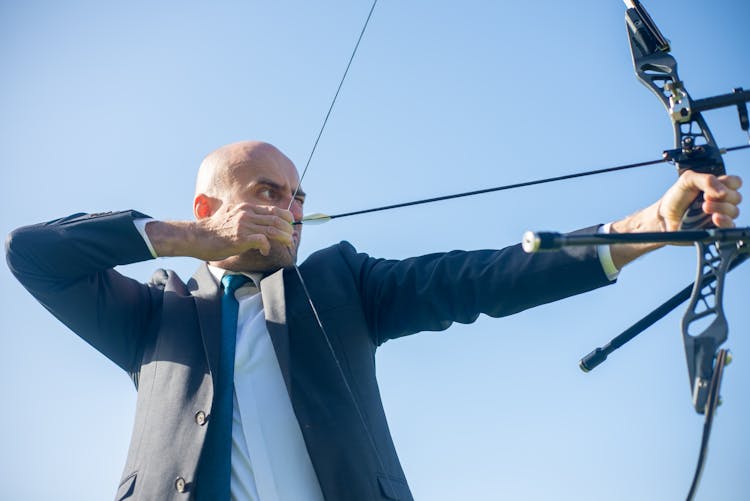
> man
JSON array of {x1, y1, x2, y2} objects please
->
[{"x1": 5, "y1": 140, "x2": 743, "y2": 501}]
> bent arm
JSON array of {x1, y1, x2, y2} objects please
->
[
  {"x1": 6, "y1": 211, "x2": 160, "y2": 372},
  {"x1": 142, "y1": 203, "x2": 295, "y2": 261}
]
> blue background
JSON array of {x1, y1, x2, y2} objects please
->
[{"x1": 1, "y1": 1, "x2": 749, "y2": 500}]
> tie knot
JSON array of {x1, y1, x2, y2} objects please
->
[{"x1": 221, "y1": 274, "x2": 250, "y2": 295}]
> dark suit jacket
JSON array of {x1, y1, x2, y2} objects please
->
[{"x1": 5, "y1": 210, "x2": 612, "y2": 500}]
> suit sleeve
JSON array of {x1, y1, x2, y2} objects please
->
[
  {"x1": 5, "y1": 211, "x2": 161, "y2": 372},
  {"x1": 334, "y1": 226, "x2": 615, "y2": 345}
]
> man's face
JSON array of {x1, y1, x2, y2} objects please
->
[{"x1": 209, "y1": 144, "x2": 304, "y2": 273}]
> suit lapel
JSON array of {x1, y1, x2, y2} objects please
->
[
  {"x1": 190, "y1": 263, "x2": 292, "y2": 394},
  {"x1": 260, "y1": 268, "x2": 292, "y2": 393},
  {"x1": 191, "y1": 263, "x2": 222, "y2": 381}
]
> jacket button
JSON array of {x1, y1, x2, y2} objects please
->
[
  {"x1": 195, "y1": 411, "x2": 206, "y2": 426},
  {"x1": 175, "y1": 477, "x2": 186, "y2": 493}
]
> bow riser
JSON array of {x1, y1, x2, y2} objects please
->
[{"x1": 625, "y1": 0, "x2": 731, "y2": 416}]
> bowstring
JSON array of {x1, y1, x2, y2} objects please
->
[
  {"x1": 286, "y1": 0, "x2": 394, "y2": 483},
  {"x1": 289, "y1": 0, "x2": 379, "y2": 206}
]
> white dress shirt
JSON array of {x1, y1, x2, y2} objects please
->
[{"x1": 208, "y1": 266, "x2": 324, "y2": 501}]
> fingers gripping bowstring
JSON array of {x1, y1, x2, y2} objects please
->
[{"x1": 286, "y1": 0, "x2": 394, "y2": 482}]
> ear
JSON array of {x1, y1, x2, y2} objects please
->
[{"x1": 194, "y1": 194, "x2": 212, "y2": 219}]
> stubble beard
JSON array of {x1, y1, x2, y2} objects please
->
[{"x1": 214, "y1": 239, "x2": 299, "y2": 273}]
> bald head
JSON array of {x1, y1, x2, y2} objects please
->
[
  {"x1": 192, "y1": 140, "x2": 304, "y2": 271},
  {"x1": 195, "y1": 140, "x2": 298, "y2": 199}
]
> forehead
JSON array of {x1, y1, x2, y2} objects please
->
[{"x1": 229, "y1": 147, "x2": 300, "y2": 188}]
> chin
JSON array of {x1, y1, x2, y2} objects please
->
[{"x1": 220, "y1": 245, "x2": 298, "y2": 273}]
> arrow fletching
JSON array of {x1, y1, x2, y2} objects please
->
[{"x1": 294, "y1": 213, "x2": 332, "y2": 225}]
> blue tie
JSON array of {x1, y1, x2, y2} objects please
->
[{"x1": 197, "y1": 273, "x2": 249, "y2": 500}]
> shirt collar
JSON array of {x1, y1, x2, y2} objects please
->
[{"x1": 207, "y1": 264, "x2": 264, "y2": 290}]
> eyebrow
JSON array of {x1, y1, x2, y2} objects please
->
[{"x1": 255, "y1": 177, "x2": 306, "y2": 199}]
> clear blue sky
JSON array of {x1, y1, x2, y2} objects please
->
[{"x1": 1, "y1": 1, "x2": 749, "y2": 500}]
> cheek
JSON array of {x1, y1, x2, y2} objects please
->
[{"x1": 290, "y1": 201, "x2": 304, "y2": 218}]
